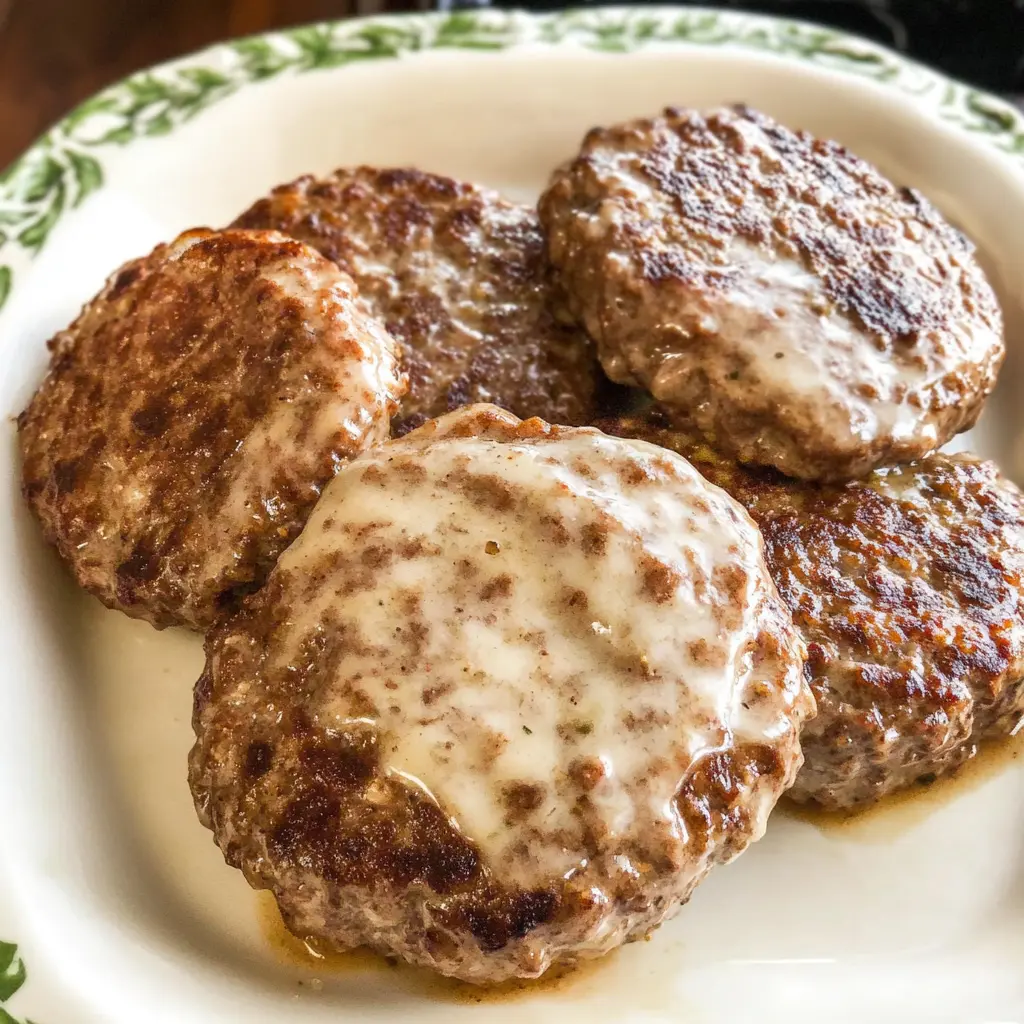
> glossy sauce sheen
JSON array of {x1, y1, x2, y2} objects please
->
[
  {"x1": 257, "y1": 731, "x2": 1024, "y2": 992},
  {"x1": 270, "y1": 406, "x2": 805, "y2": 889},
  {"x1": 190, "y1": 404, "x2": 812, "y2": 982},
  {"x1": 540, "y1": 105, "x2": 1004, "y2": 480},
  {"x1": 231, "y1": 167, "x2": 602, "y2": 435},
  {"x1": 678, "y1": 240, "x2": 947, "y2": 446},
  {"x1": 17, "y1": 227, "x2": 405, "y2": 629},
  {"x1": 602, "y1": 413, "x2": 1024, "y2": 810}
]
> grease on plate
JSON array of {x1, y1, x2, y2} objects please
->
[
  {"x1": 257, "y1": 891, "x2": 615, "y2": 1003},
  {"x1": 782, "y1": 723, "x2": 1024, "y2": 840}
]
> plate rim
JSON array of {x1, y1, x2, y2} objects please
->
[
  {"x1": 2, "y1": 5, "x2": 1024, "y2": 1021},
  {"x1": 1, "y1": 3, "x2": 1024, "y2": 320}
]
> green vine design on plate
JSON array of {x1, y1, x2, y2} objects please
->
[
  {"x1": 0, "y1": 6, "x2": 1022, "y2": 312},
  {"x1": 0, "y1": 6, "x2": 1022, "y2": 1015},
  {"x1": 2, "y1": 8, "x2": 1023, "y2": 313},
  {"x1": 0, "y1": 941, "x2": 36, "y2": 1024}
]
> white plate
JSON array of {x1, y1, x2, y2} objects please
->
[{"x1": 2, "y1": 8, "x2": 1024, "y2": 1023}]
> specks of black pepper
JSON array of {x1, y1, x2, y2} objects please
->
[
  {"x1": 523, "y1": 725, "x2": 533, "y2": 735},
  {"x1": 580, "y1": 522, "x2": 607, "y2": 556}
]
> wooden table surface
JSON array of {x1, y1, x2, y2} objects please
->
[{"x1": 0, "y1": 0, "x2": 430, "y2": 169}]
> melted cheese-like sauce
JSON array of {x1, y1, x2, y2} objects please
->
[
  {"x1": 216, "y1": 248, "x2": 402, "y2": 540},
  {"x1": 576, "y1": 114, "x2": 1003, "y2": 475},
  {"x1": 270, "y1": 405, "x2": 808, "y2": 889},
  {"x1": 690, "y1": 242, "x2": 937, "y2": 444},
  {"x1": 640, "y1": 238, "x2": 991, "y2": 455}
]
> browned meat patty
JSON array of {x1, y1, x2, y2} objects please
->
[
  {"x1": 232, "y1": 166, "x2": 604, "y2": 435},
  {"x1": 19, "y1": 228, "x2": 404, "y2": 630},
  {"x1": 599, "y1": 409, "x2": 1024, "y2": 810},
  {"x1": 189, "y1": 403, "x2": 812, "y2": 983},
  {"x1": 542, "y1": 106, "x2": 1004, "y2": 481}
]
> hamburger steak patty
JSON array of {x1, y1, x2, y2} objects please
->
[
  {"x1": 19, "y1": 228, "x2": 404, "y2": 630},
  {"x1": 599, "y1": 410, "x2": 1024, "y2": 810},
  {"x1": 189, "y1": 403, "x2": 813, "y2": 983},
  {"x1": 541, "y1": 105, "x2": 1004, "y2": 481},
  {"x1": 232, "y1": 166, "x2": 604, "y2": 435}
]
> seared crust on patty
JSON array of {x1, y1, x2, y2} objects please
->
[
  {"x1": 598, "y1": 409, "x2": 1024, "y2": 809},
  {"x1": 233, "y1": 167, "x2": 604, "y2": 435},
  {"x1": 189, "y1": 404, "x2": 812, "y2": 983},
  {"x1": 542, "y1": 106, "x2": 1004, "y2": 480},
  {"x1": 18, "y1": 228, "x2": 404, "y2": 630}
]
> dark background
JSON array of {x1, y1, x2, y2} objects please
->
[{"x1": 2, "y1": 0, "x2": 1023, "y2": 170}]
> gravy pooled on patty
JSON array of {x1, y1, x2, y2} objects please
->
[
  {"x1": 189, "y1": 404, "x2": 813, "y2": 984},
  {"x1": 541, "y1": 105, "x2": 1004, "y2": 480},
  {"x1": 600, "y1": 408, "x2": 1024, "y2": 810},
  {"x1": 19, "y1": 228, "x2": 405, "y2": 629},
  {"x1": 233, "y1": 167, "x2": 603, "y2": 435}
]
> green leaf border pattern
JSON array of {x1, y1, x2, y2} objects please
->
[
  {"x1": 0, "y1": 4, "x2": 1022, "y2": 1015},
  {"x1": 0, "y1": 941, "x2": 35, "y2": 1024},
  {"x1": 1, "y1": 8, "x2": 1023, "y2": 312}
]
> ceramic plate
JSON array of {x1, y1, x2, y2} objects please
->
[{"x1": 2, "y1": 8, "x2": 1024, "y2": 1023}]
